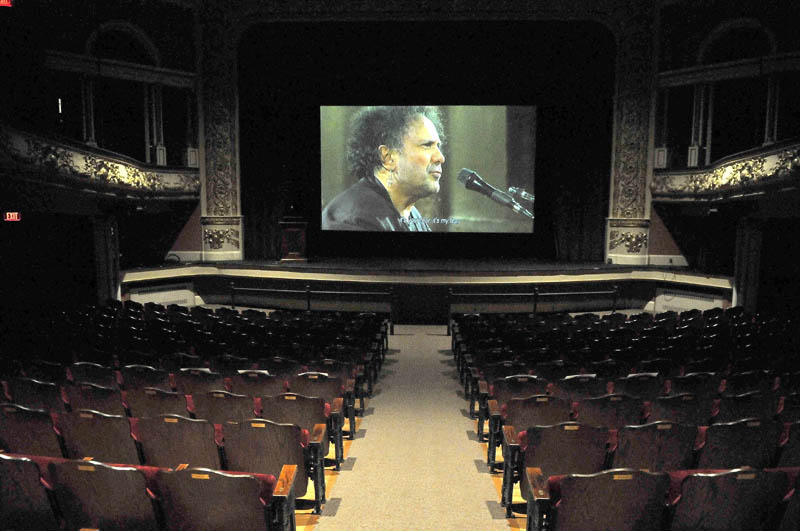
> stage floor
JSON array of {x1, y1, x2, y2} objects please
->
[{"x1": 202, "y1": 258, "x2": 674, "y2": 276}]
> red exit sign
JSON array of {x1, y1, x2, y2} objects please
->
[
  {"x1": 4, "y1": 212, "x2": 21, "y2": 221},
  {"x1": 0, "y1": 1, "x2": 13, "y2": 7}
]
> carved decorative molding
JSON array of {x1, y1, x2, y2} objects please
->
[
  {"x1": 609, "y1": 230, "x2": 649, "y2": 253},
  {"x1": 200, "y1": 2, "x2": 240, "y2": 217},
  {"x1": 0, "y1": 124, "x2": 199, "y2": 195},
  {"x1": 652, "y1": 144, "x2": 800, "y2": 197},
  {"x1": 608, "y1": 5, "x2": 655, "y2": 219},
  {"x1": 204, "y1": 228, "x2": 240, "y2": 250}
]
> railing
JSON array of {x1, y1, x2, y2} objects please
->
[
  {"x1": 229, "y1": 283, "x2": 396, "y2": 333},
  {"x1": 446, "y1": 286, "x2": 619, "y2": 335}
]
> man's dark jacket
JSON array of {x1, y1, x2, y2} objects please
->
[{"x1": 322, "y1": 175, "x2": 432, "y2": 231}]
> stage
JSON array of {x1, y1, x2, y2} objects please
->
[{"x1": 120, "y1": 259, "x2": 734, "y2": 324}]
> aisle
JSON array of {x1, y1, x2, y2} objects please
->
[{"x1": 315, "y1": 325, "x2": 507, "y2": 530}]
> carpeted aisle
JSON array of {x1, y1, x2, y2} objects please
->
[{"x1": 315, "y1": 325, "x2": 509, "y2": 530}]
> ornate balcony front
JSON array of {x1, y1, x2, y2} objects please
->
[
  {"x1": 652, "y1": 139, "x2": 800, "y2": 202},
  {"x1": 0, "y1": 123, "x2": 199, "y2": 199}
]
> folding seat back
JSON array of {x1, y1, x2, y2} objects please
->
[
  {"x1": 505, "y1": 395, "x2": 572, "y2": 429},
  {"x1": 715, "y1": 391, "x2": 779, "y2": 423},
  {"x1": 156, "y1": 467, "x2": 289, "y2": 531},
  {"x1": 670, "y1": 469, "x2": 789, "y2": 531},
  {"x1": 135, "y1": 414, "x2": 220, "y2": 469},
  {"x1": 211, "y1": 354, "x2": 253, "y2": 377},
  {"x1": 523, "y1": 422, "x2": 608, "y2": 478},
  {"x1": 696, "y1": 418, "x2": 782, "y2": 469},
  {"x1": 544, "y1": 469, "x2": 669, "y2": 531},
  {"x1": 490, "y1": 375, "x2": 549, "y2": 405},
  {"x1": 120, "y1": 364, "x2": 172, "y2": 391},
  {"x1": 257, "y1": 356, "x2": 303, "y2": 379},
  {"x1": 231, "y1": 370, "x2": 286, "y2": 397},
  {"x1": 22, "y1": 359, "x2": 67, "y2": 384},
  {"x1": 0, "y1": 403, "x2": 63, "y2": 457},
  {"x1": 649, "y1": 393, "x2": 713, "y2": 425},
  {"x1": 173, "y1": 368, "x2": 226, "y2": 395},
  {"x1": 532, "y1": 360, "x2": 579, "y2": 382},
  {"x1": 552, "y1": 374, "x2": 610, "y2": 401},
  {"x1": 668, "y1": 372, "x2": 721, "y2": 397},
  {"x1": 191, "y1": 390, "x2": 256, "y2": 424},
  {"x1": 574, "y1": 394, "x2": 642, "y2": 428},
  {"x1": 223, "y1": 419, "x2": 308, "y2": 499},
  {"x1": 126, "y1": 387, "x2": 188, "y2": 418},
  {"x1": 66, "y1": 382, "x2": 126, "y2": 416},
  {"x1": 5, "y1": 377, "x2": 65, "y2": 412},
  {"x1": 260, "y1": 393, "x2": 329, "y2": 457},
  {"x1": 723, "y1": 370, "x2": 774, "y2": 394},
  {"x1": 614, "y1": 373, "x2": 666, "y2": 400},
  {"x1": 69, "y1": 362, "x2": 117, "y2": 388},
  {"x1": 288, "y1": 372, "x2": 343, "y2": 403},
  {"x1": 48, "y1": 460, "x2": 159, "y2": 531},
  {"x1": 614, "y1": 421, "x2": 695, "y2": 471},
  {"x1": 474, "y1": 360, "x2": 527, "y2": 384},
  {"x1": 59, "y1": 410, "x2": 140, "y2": 464},
  {"x1": 0, "y1": 453, "x2": 60, "y2": 530}
]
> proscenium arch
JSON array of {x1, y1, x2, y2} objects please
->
[
  {"x1": 696, "y1": 18, "x2": 777, "y2": 64},
  {"x1": 85, "y1": 20, "x2": 162, "y2": 66},
  {"x1": 198, "y1": 2, "x2": 652, "y2": 262}
]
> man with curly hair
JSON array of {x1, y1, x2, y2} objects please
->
[{"x1": 322, "y1": 106, "x2": 445, "y2": 231}]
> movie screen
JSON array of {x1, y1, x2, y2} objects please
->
[{"x1": 321, "y1": 106, "x2": 536, "y2": 233}]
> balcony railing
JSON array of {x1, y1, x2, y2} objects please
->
[{"x1": 0, "y1": 123, "x2": 199, "y2": 197}]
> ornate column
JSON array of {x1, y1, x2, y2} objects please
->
[
  {"x1": 605, "y1": 4, "x2": 657, "y2": 266},
  {"x1": 197, "y1": 3, "x2": 243, "y2": 261},
  {"x1": 94, "y1": 214, "x2": 120, "y2": 302}
]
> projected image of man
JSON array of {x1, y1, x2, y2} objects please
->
[{"x1": 322, "y1": 106, "x2": 445, "y2": 231}]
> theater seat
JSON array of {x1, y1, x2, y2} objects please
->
[
  {"x1": 125, "y1": 387, "x2": 188, "y2": 418},
  {"x1": 47, "y1": 459, "x2": 159, "y2": 531},
  {"x1": 65, "y1": 381, "x2": 126, "y2": 416},
  {"x1": 524, "y1": 468, "x2": 670, "y2": 531},
  {"x1": 0, "y1": 453, "x2": 60, "y2": 530},
  {"x1": 573, "y1": 393, "x2": 643, "y2": 428},
  {"x1": 231, "y1": 369, "x2": 286, "y2": 397},
  {"x1": 58, "y1": 409, "x2": 140, "y2": 464},
  {"x1": 669, "y1": 468, "x2": 789, "y2": 531},
  {"x1": 191, "y1": 390, "x2": 256, "y2": 424},
  {"x1": 501, "y1": 422, "x2": 608, "y2": 517},
  {"x1": 695, "y1": 418, "x2": 782, "y2": 469},
  {"x1": 0, "y1": 403, "x2": 63, "y2": 457},
  {"x1": 155, "y1": 467, "x2": 296, "y2": 531},
  {"x1": 135, "y1": 414, "x2": 221, "y2": 469},
  {"x1": 613, "y1": 421, "x2": 696, "y2": 471},
  {"x1": 223, "y1": 419, "x2": 320, "y2": 512},
  {"x1": 487, "y1": 395, "x2": 571, "y2": 472}
]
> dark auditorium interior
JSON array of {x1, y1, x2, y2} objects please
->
[{"x1": 2, "y1": 1, "x2": 800, "y2": 530}]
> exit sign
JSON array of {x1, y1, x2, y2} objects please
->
[{"x1": 4, "y1": 212, "x2": 21, "y2": 221}]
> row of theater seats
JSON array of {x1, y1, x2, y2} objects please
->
[
  {"x1": 451, "y1": 308, "x2": 800, "y2": 529},
  {"x1": 1, "y1": 453, "x2": 297, "y2": 531},
  {"x1": 1, "y1": 303, "x2": 389, "y2": 527},
  {"x1": 522, "y1": 466, "x2": 800, "y2": 531},
  {"x1": 485, "y1": 394, "x2": 800, "y2": 471},
  {"x1": 4, "y1": 301, "x2": 388, "y2": 374},
  {"x1": 452, "y1": 307, "x2": 798, "y2": 378}
]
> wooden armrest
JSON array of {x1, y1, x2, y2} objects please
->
[
  {"x1": 478, "y1": 380, "x2": 489, "y2": 396},
  {"x1": 331, "y1": 397, "x2": 344, "y2": 415},
  {"x1": 310, "y1": 423, "x2": 327, "y2": 445},
  {"x1": 470, "y1": 367, "x2": 481, "y2": 379},
  {"x1": 502, "y1": 425, "x2": 519, "y2": 447},
  {"x1": 488, "y1": 399, "x2": 500, "y2": 417},
  {"x1": 274, "y1": 464, "x2": 297, "y2": 498},
  {"x1": 525, "y1": 467, "x2": 549, "y2": 500}
]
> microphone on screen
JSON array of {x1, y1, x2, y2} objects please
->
[{"x1": 457, "y1": 168, "x2": 534, "y2": 220}]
